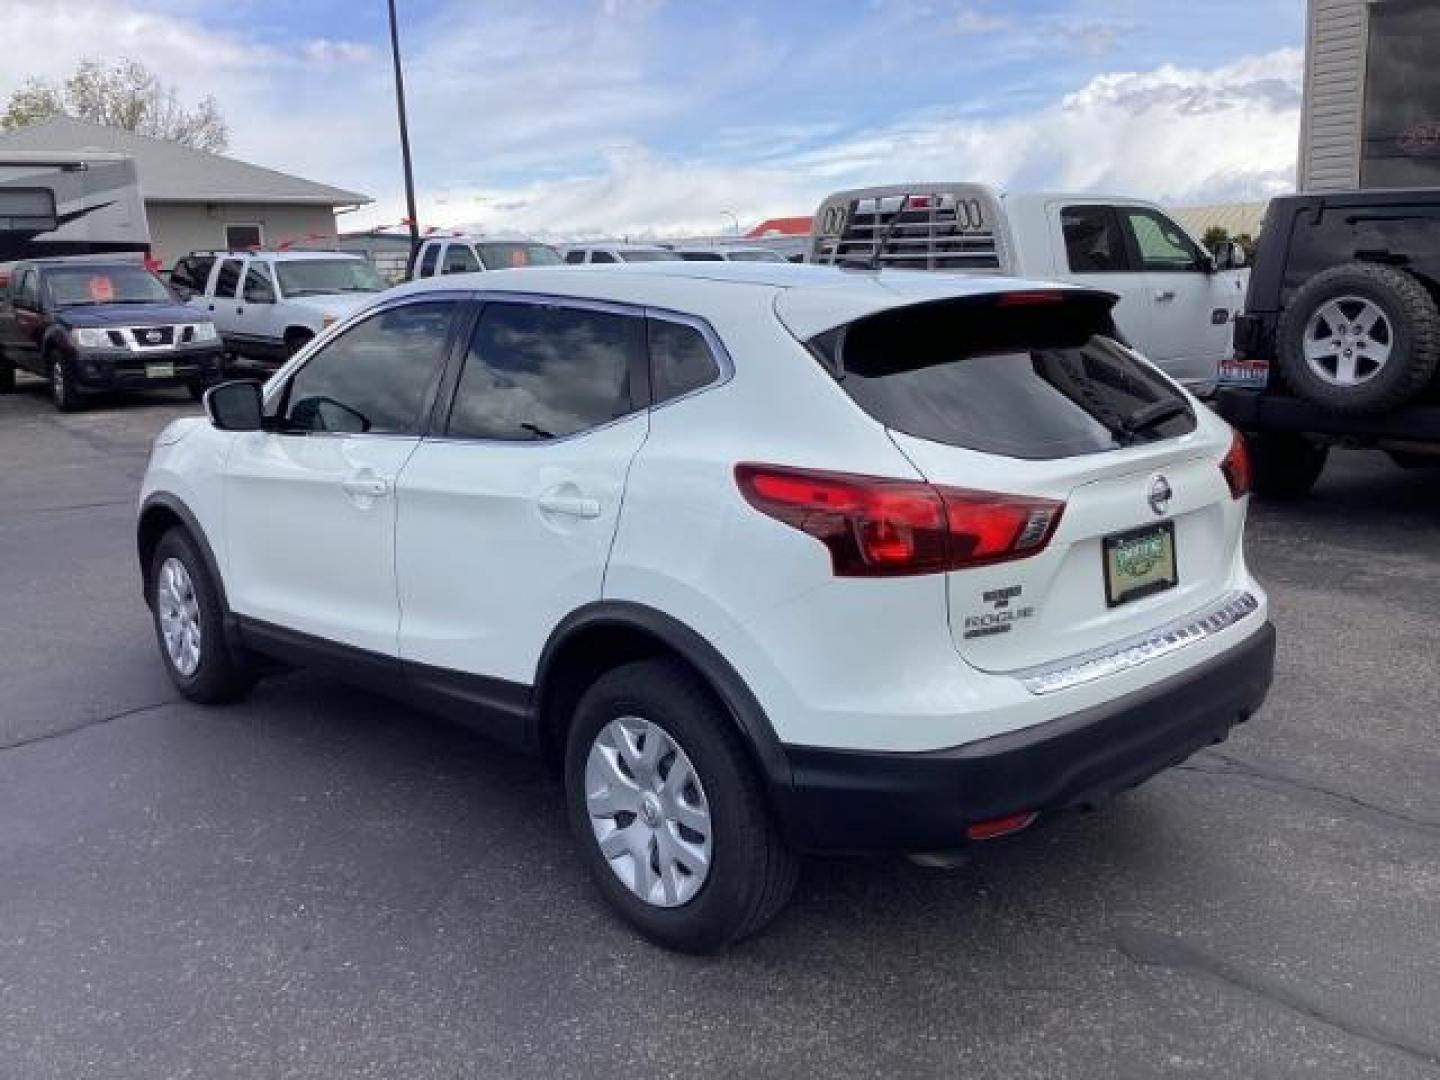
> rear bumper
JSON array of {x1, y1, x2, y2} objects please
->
[
  {"x1": 776, "y1": 621, "x2": 1276, "y2": 852},
  {"x1": 1214, "y1": 388, "x2": 1440, "y2": 441}
]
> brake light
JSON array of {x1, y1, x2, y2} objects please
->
[
  {"x1": 1220, "y1": 431, "x2": 1251, "y2": 499},
  {"x1": 995, "y1": 291, "x2": 1067, "y2": 307},
  {"x1": 735, "y1": 464, "x2": 1064, "y2": 577}
]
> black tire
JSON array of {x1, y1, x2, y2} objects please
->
[
  {"x1": 1249, "y1": 432, "x2": 1329, "y2": 499},
  {"x1": 187, "y1": 382, "x2": 208, "y2": 402},
  {"x1": 147, "y1": 527, "x2": 257, "y2": 704},
  {"x1": 0, "y1": 347, "x2": 14, "y2": 394},
  {"x1": 49, "y1": 353, "x2": 81, "y2": 413},
  {"x1": 564, "y1": 659, "x2": 798, "y2": 953},
  {"x1": 1276, "y1": 263, "x2": 1440, "y2": 415}
]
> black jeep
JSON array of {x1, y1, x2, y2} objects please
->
[
  {"x1": 1214, "y1": 189, "x2": 1440, "y2": 497},
  {"x1": 0, "y1": 259, "x2": 224, "y2": 412}
]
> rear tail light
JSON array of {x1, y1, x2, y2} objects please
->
[
  {"x1": 994, "y1": 290, "x2": 1068, "y2": 307},
  {"x1": 965, "y1": 811, "x2": 1038, "y2": 841},
  {"x1": 735, "y1": 464, "x2": 1064, "y2": 577},
  {"x1": 1219, "y1": 431, "x2": 1251, "y2": 499}
]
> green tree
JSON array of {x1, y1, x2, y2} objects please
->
[
  {"x1": 1201, "y1": 225, "x2": 1231, "y2": 251},
  {"x1": 1, "y1": 59, "x2": 228, "y2": 153}
]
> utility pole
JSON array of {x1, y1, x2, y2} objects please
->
[{"x1": 388, "y1": 0, "x2": 421, "y2": 262}]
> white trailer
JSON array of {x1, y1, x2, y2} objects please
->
[
  {"x1": 807, "y1": 182, "x2": 1249, "y2": 393},
  {"x1": 0, "y1": 151, "x2": 150, "y2": 264}
]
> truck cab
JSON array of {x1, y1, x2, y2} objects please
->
[
  {"x1": 409, "y1": 236, "x2": 562, "y2": 280},
  {"x1": 808, "y1": 184, "x2": 1248, "y2": 394}
]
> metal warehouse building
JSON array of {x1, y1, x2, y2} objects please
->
[{"x1": 1300, "y1": 0, "x2": 1440, "y2": 191}]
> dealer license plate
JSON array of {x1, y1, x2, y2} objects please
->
[
  {"x1": 1103, "y1": 522, "x2": 1177, "y2": 607},
  {"x1": 145, "y1": 362, "x2": 175, "y2": 379}
]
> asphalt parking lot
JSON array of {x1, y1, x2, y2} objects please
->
[{"x1": 2, "y1": 376, "x2": 1438, "y2": 1080}]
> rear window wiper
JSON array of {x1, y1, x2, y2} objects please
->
[{"x1": 1120, "y1": 398, "x2": 1189, "y2": 436}]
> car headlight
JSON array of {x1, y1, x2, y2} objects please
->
[
  {"x1": 71, "y1": 327, "x2": 110, "y2": 348},
  {"x1": 191, "y1": 322, "x2": 218, "y2": 342}
]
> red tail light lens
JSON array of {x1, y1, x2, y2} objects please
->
[
  {"x1": 1220, "y1": 431, "x2": 1252, "y2": 499},
  {"x1": 735, "y1": 464, "x2": 1064, "y2": 577}
]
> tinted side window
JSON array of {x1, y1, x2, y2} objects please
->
[
  {"x1": 590, "y1": 251, "x2": 618, "y2": 264},
  {"x1": 171, "y1": 257, "x2": 208, "y2": 293},
  {"x1": 15, "y1": 268, "x2": 39, "y2": 308},
  {"x1": 214, "y1": 259, "x2": 244, "y2": 297},
  {"x1": 1122, "y1": 208, "x2": 1204, "y2": 272},
  {"x1": 444, "y1": 244, "x2": 481, "y2": 274},
  {"x1": 565, "y1": 250, "x2": 586, "y2": 264},
  {"x1": 1062, "y1": 206, "x2": 1131, "y2": 273},
  {"x1": 283, "y1": 302, "x2": 455, "y2": 435},
  {"x1": 243, "y1": 263, "x2": 275, "y2": 302},
  {"x1": 418, "y1": 244, "x2": 440, "y2": 278},
  {"x1": 679, "y1": 252, "x2": 724, "y2": 262},
  {"x1": 447, "y1": 302, "x2": 643, "y2": 441},
  {"x1": 649, "y1": 318, "x2": 721, "y2": 403}
]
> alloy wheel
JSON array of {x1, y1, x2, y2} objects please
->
[
  {"x1": 1302, "y1": 296, "x2": 1394, "y2": 387},
  {"x1": 156, "y1": 557, "x2": 203, "y2": 677},
  {"x1": 584, "y1": 716, "x2": 713, "y2": 907}
]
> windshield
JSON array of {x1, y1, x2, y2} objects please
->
[
  {"x1": 618, "y1": 249, "x2": 682, "y2": 262},
  {"x1": 44, "y1": 266, "x2": 174, "y2": 307},
  {"x1": 274, "y1": 259, "x2": 386, "y2": 297},
  {"x1": 476, "y1": 243, "x2": 563, "y2": 269},
  {"x1": 813, "y1": 294, "x2": 1195, "y2": 460}
]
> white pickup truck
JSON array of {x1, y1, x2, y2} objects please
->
[
  {"x1": 169, "y1": 250, "x2": 388, "y2": 365},
  {"x1": 808, "y1": 183, "x2": 1248, "y2": 393}
]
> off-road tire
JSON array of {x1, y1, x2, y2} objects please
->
[
  {"x1": 1276, "y1": 262, "x2": 1440, "y2": 415},
  {"x1": 564, "y1": 659, "x2": 798, "y2": 953}
]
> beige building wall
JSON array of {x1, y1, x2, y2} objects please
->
[
  {"x1": 1298, "y1": 0, "x2": 1368, "y2": 192},
  {"x1": 145, "y1": 202, "x2": 343, "y2": 269}
]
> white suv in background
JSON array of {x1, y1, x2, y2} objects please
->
[
  {"x1": 137, "y1": 263, "x2": 1274, "y2": 952},
  {"x1": 170, "y1": 250, "x2": 389, "y2": 365},
  {"x1": 409, "y1": 236, "x2": 562, "y2": 279},
  {"x1": 562, "y1": 243, "x2": 682, "y2": 264}
]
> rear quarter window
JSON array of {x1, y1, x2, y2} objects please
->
[{"x1": 813, "y1": 295, "x2": 1195, "y2": 460}]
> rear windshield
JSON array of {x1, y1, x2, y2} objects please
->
[{"x1": 812, "y1": 294, "x2": 1195, "y2": 460}]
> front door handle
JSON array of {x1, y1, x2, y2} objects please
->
[
  {"x1": 537, "y1": 492, "x2": 601, "y2": 519},
  {"x1": 1154, "y1": 289, "x2": 1177, "y2": 302},
  {"x1": 341, "y1": 474, "x2": 390, "y2": 507}
]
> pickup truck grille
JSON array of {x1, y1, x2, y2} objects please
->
[
  {"x1": 810, "y1": 191, "x2": 1002, "y2": 270},
  {"x1": 132, "y1": 326, "x2": 176, "y2": 347}
]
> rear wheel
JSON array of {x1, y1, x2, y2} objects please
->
[
  {"x1": 50, "y1": 354, "x2": 81, "y2": 412},
  {"x1": 564, "y1": 659, "x2": 798, "y2": 953},
  {"x1": 148, "y1": 527, "x2": 256, "y2": 703},
  {"x1": 1276, "y1": 263, "x2": 1440, "y2": 414},
  {"x1": 1249, "y1": 433, "x2": 1328, "y2": 499}
]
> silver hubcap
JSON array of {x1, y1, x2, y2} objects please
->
[
  {"x1": 156, "y1": 557, "x2": 202, "y2": 677},
  {"x1": 1303, "y1": 296, "x2": 1393, "y2": 387},
  {"x1": 584, "y1": 717, "x2": 713, "y2": 908}
]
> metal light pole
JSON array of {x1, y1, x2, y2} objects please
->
[
  {"x1": 720, "y1": 209, "x2": 740, "y2": 237},
  {"x1": 387, "y1": 0, "x2": 421, "y2": 262}
]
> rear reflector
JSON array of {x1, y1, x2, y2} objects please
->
[
  {"x1": 965, "y1": 811, "x2": 1038, "y2": 841},
  {"x1": 1220, "y1": 431, "x2": 1252, "y2": 499},
  {"x1": 735, "y1": 464, "x2": 1064, "y2": 577}
]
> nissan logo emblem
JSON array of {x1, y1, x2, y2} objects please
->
[
  {"x1": 144, "y1": 330, "x2": 161, "y2": 344},
  {"x1": 1148, "y1": 475, "x2": 1173, "y2": 516}
]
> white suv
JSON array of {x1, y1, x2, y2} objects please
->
[
  {"x1": 409, "y1": 236, "x2": 563, "y2": 279},
  {"x1": 137, "y1": 263, "x2": 1275, "y2": 952}
]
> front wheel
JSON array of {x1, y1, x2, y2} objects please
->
[
  {"x1": 148, "y1": 528, "x2": 257, "y2": 703},
  {"x1": 50, "y1": 355, "x2": 81, "y2": 412},
  {"x1": 564, "y1": 659, "x2": 798, "y2": 953}
]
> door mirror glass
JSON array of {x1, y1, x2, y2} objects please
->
[
  {"x1": 1211, "y1": 239, "x2": 1246, "y2": 271},
  {"x1": 205, "y1": 380, "x2": 264, "y2": 431}
]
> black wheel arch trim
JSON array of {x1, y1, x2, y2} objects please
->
[
  {"x1": 136, "y1": 493, "x2": 235, "y2": 640},
  {"x1": 535, "y1": 601, "x2": 792, "y2": 789}
]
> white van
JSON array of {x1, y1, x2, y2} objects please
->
[
  {"x1": 410, "y1": 236, "x2": 562, "y2": 280},
  {"x1": 1, "y1": 152, "x2": 150, "y2": 264},
  {"x1": 808, "y1": 183, "x2": 1248, "y2": 393}
]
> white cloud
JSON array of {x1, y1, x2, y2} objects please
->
[
  {"x1": 954, "y1": 8, "x2": 1012, "y2": 34},
  {"x1": 356, "y1": 48, "x2": 1304, "y2": 237}
]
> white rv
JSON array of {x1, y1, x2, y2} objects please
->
[
  {"x1": 0, "y1": 152, "x2": 150, "y2": 264},
  {"x1": 808, "y1": 183, "x2": 1248, "y2": 393}
]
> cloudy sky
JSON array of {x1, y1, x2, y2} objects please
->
[{"x1": 4, "y1": 0, "x2": 1304, "y2": 237}]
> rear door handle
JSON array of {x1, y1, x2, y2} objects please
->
[
  {"x1": 1153, "y1": 289, "x2": 1177, "y2": 302},
  {"x1": 537, "y1": 492, "x2": 601, "y2": 519},
  {"x1": 341, "y1": 476, "x2": 390, "y2": 500}
]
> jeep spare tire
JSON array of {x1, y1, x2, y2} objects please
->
[{"x1": 1276, "y1": 262, "x2": 1440, "y2": 415}]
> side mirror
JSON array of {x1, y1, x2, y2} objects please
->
[
  {"x1": 1212, "y1": 240, "x2": 1246, "y2": 272},
  {"x1": 204, "y1": 380, "x2": 264, "y2": 431}
]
